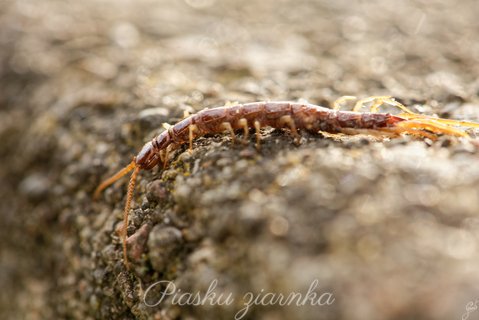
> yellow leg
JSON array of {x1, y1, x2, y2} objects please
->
[
  {"x1": 163, "y1": 144, "x2": 173, "y2": 169},
  {"x1": 395, "y1": 119, "x2": 467, "y2": 137},
  {"x1": 254, "y1": 120, "x2": 261, "y2": 150},
  {"x1": 353, "y1": 96, "x2": 416, "y2": 114},
  {"x1": 333, "y1": 96, "x2": 357, "y2": 111},
  {"x1": 189, "y1": 124, "x2": 198, "y2": 153},
  {"x1": 221, "y1": 122, "x2": 236, "y2": 143},
  {"x1": 339, "y1": 126, "x2": 439, "y2": 140},
  {"x1": 397, "y1": 113, "x2": 479, "y2": 129},
  {"x1": 378, "y1": 126, "x2": 439, "y2": 140},
  {"x1": 339, "y1": 128, "x2": 398, "y2": 139},
  {"x1": 279, "y1": 115, "x2": 301, "y2": 144},
  {"x1": 238, "y1": 118, "x2": 249, "y2": 143},
  {"x1": 369, "y1": 100, "x2": 384, "y2": 113},
  {"x1": 317, "y1": 130, "x2": 346, "y2": 140}
]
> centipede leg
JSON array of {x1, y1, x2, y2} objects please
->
[
  {"x1": 221, "y1": 122, "x2": 236, "y2": 143},
  {"x1": 397, "y1": 113, "x2": 479, "y2": 129},
  {"x1": 354, "y1": 96, "x2": 416, "y2": 114},
  {"x1": 339, "y1": 128, "x2": 398, "y2": 139},
  {"x1": 189, "y1": 124, "x2": 198, "y2": 153},
  {"x1": 379, "y1": 97, "x2": 415, "y2": 114},
  {"x1": 342, "y1": 127, "x2": 437, "y2": 140},
  {"x1": 378, "y1": 126, "x2": 439, "y2": 140},
  {"x1": 353, "y1": 96, "x2": 385, "y2": 112},
  {"x1": 333, "y1": 96, "x2": 357, "y2": 111},
  {"x1": 395, "y1": 120, "x2": 467, "y2": 137},
  {"x1": 279, "y1": 115, "x2": 301, "y2": 144},
  {"x1": 254, "y1": 120, "x2": 261, "y2": 150},
  {"x1": 238, "y1": 118, "x2": 249, "y2": 144},
  {"x1": 163, "y1": 144, "x2": 173, "y2": 169},
  {"x1": 369, "y1": 99, "x2": 384, "y2": 113},
  {"x1": 159, "y1": 150, "x2": 166, "y2": 163}
]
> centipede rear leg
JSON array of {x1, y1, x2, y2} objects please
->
[
  {"x1": 394, "y1": 120, "x2": 467, "y2": 138},
  {"x1": 395, "y1": 113, "x2": 479, "y2": 131}
]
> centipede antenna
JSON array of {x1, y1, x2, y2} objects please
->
[
  {"x1": 122, "y1": 165, "x2": 140, "y2": 269},
  {"x1": 94, "y1": 160, "x2": 136, "y2": 199}
]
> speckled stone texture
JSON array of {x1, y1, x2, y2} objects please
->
[{"x1": 2, "y1": 0, "x2": 479, "y2": 319}]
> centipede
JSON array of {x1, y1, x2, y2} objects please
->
[{"x1": 94, "y1": 96, "x2": 479, "y2": 269}]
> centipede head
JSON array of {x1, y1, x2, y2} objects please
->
[
  {"x1": 94, "y1": 141, "x2": 162, "y2": 209},
  {"x1": 94, "y1": 141, "x2": 162, "y2": 269},
  {"x1": 135, "y1": 141, "x2": 162, "y2": 170}
]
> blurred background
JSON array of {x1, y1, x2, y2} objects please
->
[{"x1": 1, "y1": 0, "x2": 479, "y2": 319}]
